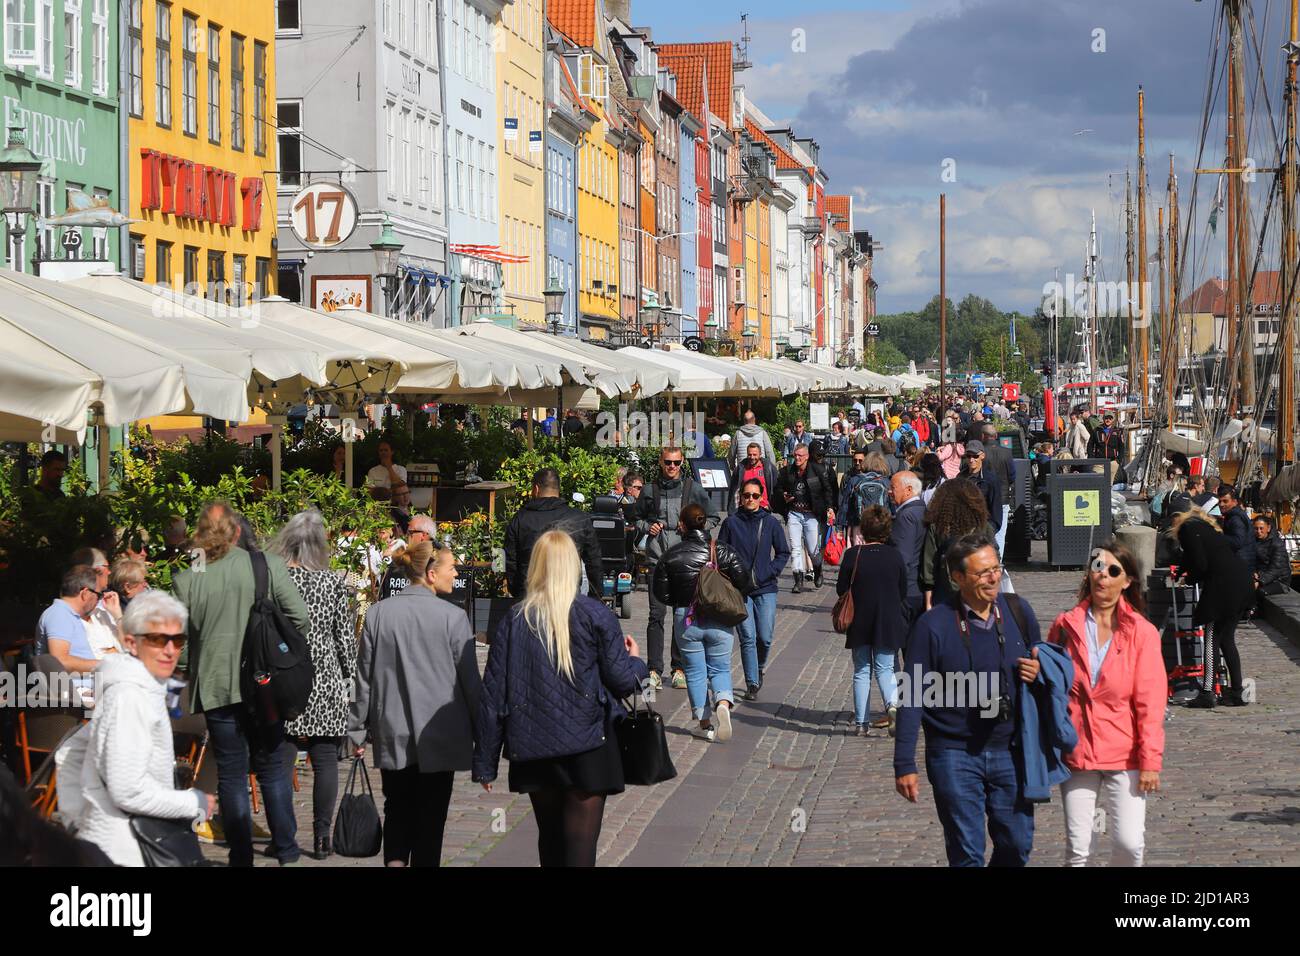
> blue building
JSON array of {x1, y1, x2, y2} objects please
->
[
  {"x1": 543, "y1": 32, "x2": 592, "y2": 335},
  {"x1": 679, "y1": 109, "x2": 703, "y2": 337}
]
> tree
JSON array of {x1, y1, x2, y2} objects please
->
[{"x1": 864, "y1": 338, "x2": 909, "y2": 374}]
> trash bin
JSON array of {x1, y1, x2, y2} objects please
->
[
  {"x1": 1003, "y1": 459, "x2": 1033, "y2": 564},
  {"x1": 1046, "y1": 458, "x2": 1113, "y2": 568}
]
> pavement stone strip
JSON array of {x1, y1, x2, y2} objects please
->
[{"x1": 203, "y1": 541, "x2": 1300, "y2": 868}]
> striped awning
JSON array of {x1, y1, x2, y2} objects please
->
[{"x1": 449, "y1": 243, "x2": 529, "y2": 265}]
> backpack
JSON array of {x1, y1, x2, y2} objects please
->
[
  {"x1": 240, "y1": 551, "x2": 315, "y2": 725},
  {"x1": 853, "y1": 473, "x2": 890, "y2": 516}
]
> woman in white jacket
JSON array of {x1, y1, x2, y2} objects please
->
[{"x1": 58, "y1": 591, "x2": 215, "y2": 866}]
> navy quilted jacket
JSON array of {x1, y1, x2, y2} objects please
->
[{"x1": 472, "y1": 595, "x2": 649, "y2": 783}]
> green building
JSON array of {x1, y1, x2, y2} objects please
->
[{"x1": 3, "y1": 0, "x2": 122, "y2": 274}]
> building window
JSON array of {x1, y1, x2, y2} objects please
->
[
  {"x1": 256, "y1": 257, "x2": 272, "y2": 298},
  {"x1": 275, "y1": 0, "x2": 299, "y2": 35},
  {"x1": 36, "y1": 179, "x2": 54, "y2": 260},
  {"x1": 62, "y1": 183, "x2": 84, "y2": 258},
  {"x1": 277, "y1": 100, "x2": 302, "y2": 189},
  {"x1": 402, "y1": 107, "x2": 412, "y2": 199},
  {"x1": 155, "y1": 2, "x2": 171, "y2": 128},
  {"x1": 429, "y1": 117, "x2": 441, "y2": 209},
  {"x1": 230, "y1": 33, "x2": 244, "y2": 150},
  {"x1": 35, "y1": 0, "x2": 52, "y2": 79},
  {"x1": 156, "y1": 240, "x2": 173, "y2": 286},
  {"x1": 386, "y1": 103, "x2": 398, "y2": 199},
  {"x1": 416, "y1": 117, "x2": 427, "y2": 204},
  {"x1": 207, "y1": 25, "x2": 220, "y2": 144},
  {"x1": 231, "y1": 254, "x2": 246, "y2": 304},
  {"x1": 252, "y1": 42, "x2": 266, "y2": 155},
  {"x1": 181, "y1": 13, "x2": 197, "y2": 136},
  {"x1": 182, "y1": 245, "x2": 198, "y2": 290},
  {"x1": 398, "y1": 0, "x2": 407, "y2": 47},
  {"x1": 127, "y1": 0, "x2": 143, "y2": 115},
  {"x1": 63, "y1": 0, "x2": 81, "y2": 88},
  {"x1": 91, "y1": 187, "x2": 110, "y2": 259},
  {"x1": 129, "y1": 234, "x2": 145, "y2": 280},
  {"x1": 91, "y1": 0, "x2": 109, "y2": 94},
  {"x1": 382, "y1": 0, "x2": 391, "y2": 38},
  {"x1": 454, "y1": 130, "x2": 464, "y2": 211},
  {"x1": 207, "y1": 250, "x2": 224, "y2": 300}
]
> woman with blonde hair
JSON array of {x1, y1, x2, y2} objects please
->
[
  {"x1": 348, "y1": 539, "x2": 478, "y2": 866},
  {"x1": 474, "y1": 531, "x2": 648, "y2": 867}
]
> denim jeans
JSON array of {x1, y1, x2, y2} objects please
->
[
  {"x1": 994, "y1": 504, "x2": 1010, "y2": 555},
  {"x1": 736, "y1": 591, "x2": 777, "y2": 687},
  {"x1": 786, "y1": 510, "x2": 820, "y2": 574},
  {"x1": 850, "y1": 645, "x2": 897, "y2": 726},
  {"x1": 925, "y1": 745, "x2": 1034, "y2": 867},
  {"x1": 205, "y1": 704, "x2": 300, "y2": 866},
  {"x1": 674, "y1": 607, "x2": 735, "y2": 721}
]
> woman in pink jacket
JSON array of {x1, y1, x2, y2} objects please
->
[{"x1": 1047, "y1": 540, "x2": 1165, "y2": 866}]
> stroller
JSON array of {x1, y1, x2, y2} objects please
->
[
  {"x1": 592, "y1": 496, "x2": 635, "y2": 619},
  {"x1": 1152, "y1": 571, "x2": 1222, "y2": 702}
]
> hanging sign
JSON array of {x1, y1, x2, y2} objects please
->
[
  {"x1": 528, "y1": 130, "x2": 543, "y2": 153},
  {"x1": 289, "y1": 182, "x2": 360, "y2": 250},
  {"x1": 504, "y1": 118, "x2": 518, "y2": 141}
]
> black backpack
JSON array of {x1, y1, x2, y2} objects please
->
[{"x1": 240, "y1": 551, "x2": 315, "y2": 725}]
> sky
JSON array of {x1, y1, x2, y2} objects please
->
[{"x1": 633, "y1": 0, "x2": 1284, "y2": 315}]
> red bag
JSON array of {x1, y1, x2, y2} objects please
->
[{"x1": 823, "y1": 529, "x2": 846, "y2": 566}]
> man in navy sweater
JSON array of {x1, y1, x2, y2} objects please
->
[
  {"x1": 894, "y1": 533, "x2": 1043, "y2": 867},
  {"x1": 718, "y1": 478, "x2": 791, "y2": 700}
]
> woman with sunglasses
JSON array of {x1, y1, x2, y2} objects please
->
[
  {"x1": 1046, "y1": 541, "x2": 1165, "y2": 866},
  {"x1": 58, "y1": 591, "x2": 216, "y2": 866}
]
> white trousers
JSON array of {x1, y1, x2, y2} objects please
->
[{"x1": 1061, "y1": 769, "x2": 1148, "y2": 867}]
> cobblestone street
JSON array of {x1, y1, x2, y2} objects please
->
[{"x1": 214, "y1": 541, "x2": 1300, "y2": 867}]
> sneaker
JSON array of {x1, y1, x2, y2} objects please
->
[
  {"x1": 692, "y1": 724, "x2": 717, "y2": 742},
  {"x1": 854, "y1": 723, "x2": 870, "y2": 737},
  {"x1": 251, "y1": 820, "x2": 272, "y2": 842},
  {"x1": 887, "y1": 705, "x2": 898, "y2": 738},
  {"x1": 715, "y1": 702, "x2": 733, "y2": 742},
  {"x1": 195, "y1": 818, "x2": 222, "y2": 844},
  {"x1": 647, "y1": 671, "x2": 663, "y2": 691},
  {"x1": 671, "y1": 669, "x2": 687, "y2": 690}
]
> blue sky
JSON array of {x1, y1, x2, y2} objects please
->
[{"x1": 630, "y1": 0, "x2": 1252, "y2": 316}]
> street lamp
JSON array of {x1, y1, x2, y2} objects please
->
[
  {"x1": 543, "y1": 274, "x2": 567, "y2": 335},
  {"x1": 639, "y1": 290, "x2": 661, "y2": 346},
  {"x1": 1, "y1": 126, "x2": 42, "y2": 273},
  {"x1": 741, "y1": 325, "x2": 757, "y2": 358},
  {"x1": 369, "y1": 215, "x2": 404, "y2": 317}
]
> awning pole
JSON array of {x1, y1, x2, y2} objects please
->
[
  {"x1": 95, "y1": 410, "x2": 110, "y2": 494},
  {"x1": 342, "y1": 409, "x2": 356, "y2": 487},
  {"x1": 269, "y1": 413, "x2": 286, "y2": 491}
]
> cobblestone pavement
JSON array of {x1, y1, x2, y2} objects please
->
[{"x1": 206, "y1": 541, "x2": 1300, "y2": 867}]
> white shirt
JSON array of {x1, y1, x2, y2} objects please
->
[
  {"x1": 1084, "y1": 608, "x2": 1111, "y2": 687},
  {"x1": 366, "y1": 463, "x2": 408, "y2": 490},
  {"x1": 85, "y1": 604, "x2": 123, "y2": 658}
]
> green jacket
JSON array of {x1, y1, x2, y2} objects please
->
[{"x1": 173, "y1": 548, "x2": 311, "y2": 714}]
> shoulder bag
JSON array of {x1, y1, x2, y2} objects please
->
[
  {"x1": 129, "y1": 815, "x2": 210, "y2": 867},
  {"x1": 333, "y1": 755, "x2": 383, "y2": 857},
  {"x1": 692, "y1": 540, "x2": 749, "y2": 626},
  {"x1": 832, "y1": 546, "x2": 861, "y2": 634},
  {"x1": 615, "y1": 692, "x2": 677, "y2": 786}
]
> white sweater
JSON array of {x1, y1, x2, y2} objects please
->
[{"x1": 57, "y1": 654, "x2": 207, "y2": 866}]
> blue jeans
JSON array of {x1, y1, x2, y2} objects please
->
[
  {"x1": 205, "y1": 704, "x2": 300, "y2": 866},
  {"x1": 994, "y1": 504, "x2": 1010, "y2": 555},
  {"x1": 674, "y1": 608, "x2": 735, "y2": 721},
  {"x1": 786, "y1": 510, "x2": 820, "y2": 573},
  {"x1": 925, "y1": 746, "x2": 1034, "y2": 867},
  {"x1": 850, "y1": 645, "x2": 897, "y2": 726},
  {"x1": 736, "y1": 591, "x2": 777, "y2": 687}
]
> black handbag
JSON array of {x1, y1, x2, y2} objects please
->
[
  {"x1": 615, "y1": 693, "x2": 677, "y2": 786},
  {"x1": 333, "y1": 756, "x2": 383, "y2": 858},
  {"x1": 129, "y1": 815, "x2": 209, "y2": 867}
]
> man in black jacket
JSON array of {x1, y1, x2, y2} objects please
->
[
  {"x1": 636, "y1": 447, "x2": 712, "y2": 690},
  {"x1": 981, "y1": 424, "x2": 1016, "y2": 554},
  {"x1": 504, "y1": 468, "x2": 604, "y2": 600},
  {"x1": 888, "y1": 471, "x2": 927, "y2": 637},
  {"x1": 777, "y1": 444, "x2": 836, "y2": 592},
  {"x1": 1218, "y1": 485, "x2": 1256, "y2": 575},
  {"x1": 960, "y1": 440, "x2": 1003, "y2": 535},
  {"x1": 1086, "y1": 412, "x2": 1126, "y2": 480}
]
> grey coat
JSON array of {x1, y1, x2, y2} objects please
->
[{"x1": 347, "y1": 586, "x2": 481, "y2": 773}]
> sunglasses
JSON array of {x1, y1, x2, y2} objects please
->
[
  {"x1": 629, "y1": 484, "x2": 643, "y2": 491},
  {"x1": 741, "y1": 492, "x2": 762, "y2": 500},
  {"x1": 662, "y1": 460, "x2": 683, "y2": 468},
  {"x1": 1089, "y1": 555, "x2": 1123, "y2": 578},
  {"x1": 137, "y1": 632, "x2": 187, "y2": 649}
]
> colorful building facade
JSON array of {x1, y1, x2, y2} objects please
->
[
  {"x1": 127, "y1": 0, "x2": 277, "y2": 297},
  {"x1": 497, "y1": 0, "x2": 544, "y2": 326}
]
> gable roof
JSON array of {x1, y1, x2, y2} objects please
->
[
  {"x1": 548, "y1": 0, "x2": 598, "y2": 48},
  {"x1": 658, "y1": 42, "x2": 732, "y2": 126},
  {"x1": 826, "y1": 195, "x2": 851, "y2": 226},
  {"x1": 659, "y1": 51, "x2": 708, "y2": 127},
  {"x1": 743, "y1": 119, "x2": 803, "y2": 172}
]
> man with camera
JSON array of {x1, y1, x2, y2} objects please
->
[{"x1": 893, "y1": 533, "x2": 1044, "y2": 867}]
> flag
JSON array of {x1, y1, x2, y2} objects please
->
[{"x1": 1208, "y1": 173, "x2": 1225, "y2": 235}]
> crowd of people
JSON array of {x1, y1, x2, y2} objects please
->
[{"x1": 7, "y1": 385, "x2": 1274, "y2": 870}]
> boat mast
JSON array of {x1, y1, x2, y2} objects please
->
[
  {"x1": 1230, "y1": 0, "x2": 1256, "y2": 416},
  {"x1": 1137, "y1": 87, "x2": 1150, "y2": 419},
  {"x1": 1089, "y1": 211, "x2": 1099, "y2": 412},
  {"x1": 1281, "y1": 0, "x2": 1299, "y2": 466},
  {"x1": 1126, "y1": 172, "x2": 1136, "y2": 401},
  {"x1": 1158, "y1": 205, "x2": 1168, "y2": 430},
  {"x1": 1167, "y1": 155, "x2": 1181, "y2": 430},
  {"x1": 1225, "y1": 39, "x2": 1239, "y2": 417}
]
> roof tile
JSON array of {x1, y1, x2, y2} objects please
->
[
  {"x1": 548, "y1": 0, "x2": 596, "y2": 48},
  {"x1": 659, "y1": 42, "x2": 732, "y2": 124}
]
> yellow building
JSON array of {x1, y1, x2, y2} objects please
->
[
  {"x1": 743, "y1": 197, "x2": 760, "y2": 337},
  {"x1": 127, "y1": 0, "x2": 276, "y2": 298},
  {"x1": 497, "y1": 0, "x2": 546, "y2": 326},
  {"x1": 758, "y1": 196, "x2": 772, "y2": 354},
  {"x1": 574, "y1": 66, "x2": 619, "y2": 334}
]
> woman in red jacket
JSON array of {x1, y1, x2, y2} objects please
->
[{"x1": 1047, "y1": 540, "x2": 1165, "y2": 866}]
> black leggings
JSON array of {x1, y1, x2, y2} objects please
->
[
  {"x1": 528, "y1": 789, "x2": 607, "y2": 867},
  {"x1": 1203, "y1": 617, "x2": 1244, "y2": 693},
  {"x1": 296, "y1": 736, "x2": 341, "y2": 839}
]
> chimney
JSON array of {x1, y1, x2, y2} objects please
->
[{"x1": 606, "y1": 0, "x2": 632, "y2": 25}]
